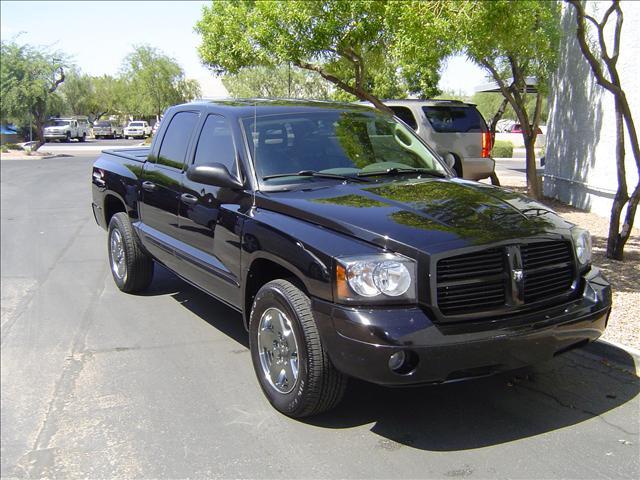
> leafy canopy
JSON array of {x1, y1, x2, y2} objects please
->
[
  {"x1": 0, "y1": 40, "x2": 67, "y2": 126},
  {"x1": 196, "y1": 1, "x2": 453, "y2": 108},
  {"x1": 121, "y1": 45, "x2": 201, "y2": 117}
]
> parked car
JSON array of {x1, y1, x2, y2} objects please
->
[
  {"x1": 359, "y1": 100, "x2": 495, "y2": 181},
  {"x1": 93, "y1": 120, "x2": 124, "y2": 139},
  {"x1": 123, "y1": 121, "x2": 151, "y2": 139},
  {"x1": 508, "y1": 123, "x2": 544, "y2": 135},
  {"x1": 91, "y1": 100, "x2": 611, "y2": 418},
  {"x1": 44, "y1": 117, "x2": 89, "y2": 142}
]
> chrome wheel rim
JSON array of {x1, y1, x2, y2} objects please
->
[
  {"x1": 257, "y1": 307, "x2": 299, "y2": 394},
  {"x1": 110, "y1": 228, "x2": 126, "y2": 280}
]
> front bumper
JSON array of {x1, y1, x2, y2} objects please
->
[
  {"x1": 312, "y1": 267, "x2": 611, "y2": 386},
  {"x1": 44, "y1": 133, "x2": 68, "y2": 139}
]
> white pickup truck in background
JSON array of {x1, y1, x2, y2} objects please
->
[
  {"x1": 43, "y1": 117, "x2": 90, "y2": 142},
  {"x1": 123, "y1": 121, "x2": 151, "y2": 139}
]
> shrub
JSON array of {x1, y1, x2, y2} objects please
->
[
  {"x1": 2, "y1": 143, "x2": 23, "y2": 151},
  {"x1": 492, "y1": 140, "x2": 513, "y2": 158}
]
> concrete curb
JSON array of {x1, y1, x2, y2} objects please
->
[
  {"x1": 583, "y1": 339, "x2": 640, "y2": 376},
  {"x1": 0, "y1": 153, "x2": 69, "y2": 161}
]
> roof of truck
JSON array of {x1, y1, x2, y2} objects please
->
[{"x1": 183, "y1": 98, "x2": 378, "y2": 117}]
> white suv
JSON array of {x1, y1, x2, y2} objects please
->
[
  {"x1": 360, "y1": 100, "x2": 496, "y2": 182},
  {"x1": 123, "y1": 121, "x2": 151, "y2": 139}
]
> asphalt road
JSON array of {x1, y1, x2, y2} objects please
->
[{"x1": 1, "y1": 151, "x2": 639, "y2": 479}]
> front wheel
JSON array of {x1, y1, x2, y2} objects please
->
[
  {"x1": 107, "y1": 212, "x2": 154, "y2": 293},
  {"x1": 249, "y1": 279, "x2": 347, "y2": 418}
]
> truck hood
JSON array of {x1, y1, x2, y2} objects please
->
[{"x1": 255, "y1": 178, "x2": 574, "y2": 253}]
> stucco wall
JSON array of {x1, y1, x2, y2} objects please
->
[{"x1": 544, "y1": 1, "x2": 639, "y2": 218}]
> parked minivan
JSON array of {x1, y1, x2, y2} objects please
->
[{"x1": 361, "y1": 100, "x2": 495, "y2": 182}]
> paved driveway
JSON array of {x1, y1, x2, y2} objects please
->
[{"x1": 1, "y1": 155, "x2": 638, "y2": 479}]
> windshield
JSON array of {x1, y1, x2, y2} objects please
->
[
  {"x1": 129, "y1": 122, "x2": 144, "y2": 127},
  {"x1": 241, "y1": 110, "x2": 447, "y2": 186},
  {"x1": 48, "y1": 120, "x2": 70, "y2": 127},
  {"x1": 95, "y1": 121, "x2": 111, "y2": 127}
]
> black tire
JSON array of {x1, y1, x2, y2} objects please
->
[
  {"x1": 107, "y1": 212, "x2": 154, "y2": 293},
  {"x1": 64, "y1": 132, "x2": 71, "y2": 143},
  {"x1": 249, "y1": 279, "x2": 347, "y2": 418},
  {"x1": 79, "y1": 133, "x2": 86, "y2": 142}
]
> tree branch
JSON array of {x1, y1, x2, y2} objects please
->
[{"x1": 49, "y1": 66, "x2": 65, "y2": 93}]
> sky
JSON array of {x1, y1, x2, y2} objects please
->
[{"x1": 0, "y1": 0, "x2": 488, "y2": 97}]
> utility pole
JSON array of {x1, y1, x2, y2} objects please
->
[{"x1": 288, "y1": 62, "x2": 291, "y2": 98}]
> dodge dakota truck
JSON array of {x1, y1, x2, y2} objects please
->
[{"x1": 91, "y1": 100, "x2": 612, "y2": 418}]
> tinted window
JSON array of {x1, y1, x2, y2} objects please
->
[
  {"x1": 193, "y1": 115, "x2": 237, "y2": 175},
  {"x1": 390, "y1": 106, "x2": 418, "y2": 130},
  {"x1": 422, "y1": 106, "x2": 487, "y2": 133},
  {"x1": 157, "y1": 111, "x2": 199, "y2": 169}
]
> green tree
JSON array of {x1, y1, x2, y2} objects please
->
[
  {"x1": 460, "y1": 0, "x2": 561, "y2": 199},
  {"x1": 59, "y1": 70, "x2": 94, "y2": 116},
  {"x1": 0, "y1": 40, "x2": 68, "y2": 146},
  {"x1": 90, "y1": 75, "x2": 128, "y2": 120},
  {"x1": 196, "y1": 1, "x2": 440, "y2": 113},
  {"x1": 222, "y1": 65, "x2": 333, "y2": 99},
  {"x1": 121, "y1": 45, "x2": 201, "y2": 118}
]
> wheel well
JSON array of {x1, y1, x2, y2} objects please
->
[
  {"x1": 104, "y1": 195, "x2": 126, "y2": 226},
  {"x1": 244, "y1": 258, "x2": 305, "y2": 329}
]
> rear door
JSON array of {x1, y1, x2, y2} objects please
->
[
  {"x1": 177, "y1": 113, "x2": 247, "y2": 307},
  {"x1": 137, "y1": 110, "x2": 199, "y2": 267},
  {"x1": 420, "y1": 105, "x2": 488, "y2": 158}
]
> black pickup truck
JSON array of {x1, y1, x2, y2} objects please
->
[{"x1": 92, "y1": 99, "x2": 612, "y2": 417}]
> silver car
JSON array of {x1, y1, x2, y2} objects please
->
[
  {"x1": 362, "y1": 100, "x2": 496, "y2": 182},
  {"x1": 93, "y1": 120, "x2": 123, "y2": 139}
]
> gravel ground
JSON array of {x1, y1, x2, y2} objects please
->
[{"x1": 505, "y1": 185, "x2": 640, "y2": 349}]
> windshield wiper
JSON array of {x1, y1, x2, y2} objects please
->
[
  {"x1": 263, "y1": 170, "x2": 368, "y2": 183},
  {"x1": 357, "y1": 167, "x2": 446, "y2": 178}
]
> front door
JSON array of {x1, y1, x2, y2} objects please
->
[
  {"x1": 138, "y1": 110, "x2": 199, "y2": 268},
  {"x1": 178, "y1": 114, "x2": 248, "y2": 307}
]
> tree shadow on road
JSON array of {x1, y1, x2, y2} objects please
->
[{"x1": 143, "y1": 266, "x2": 638, "y2": 452}]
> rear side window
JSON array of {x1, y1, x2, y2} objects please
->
[
  {"x1": 157, "y1": 111, "x2": 199, "y2": 169},
  {"x1": 422, "y1": 106, "x2": 487, "y2": 133},
  {"x1": 390, "y1": 106, "x2": 418, "y2": 130},
  {"x1": 193, "y1": 115, "x2": 237, "y2": 176}
]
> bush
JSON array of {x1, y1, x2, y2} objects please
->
[
  {"x1": 2, "y1": 143, "x2": 23, "y2": 151},
  {"x1": 492, "y1": 140, "x2": 513, "y2": 158}
]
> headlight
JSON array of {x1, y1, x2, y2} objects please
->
[
  {"x1": 336, "y1": 254, "x2": 416, "y2": 303},
  {"x1": 571, "y1": 227, "x2": 592, "y2": 267}
]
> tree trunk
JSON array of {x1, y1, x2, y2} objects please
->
[
  {"x1": 524, "y1": 136, "x2": 541, "y2": 199},
  {"x1": 607, "y1": 99, "x2": 628, "y2": 260},
  {"x1": 33, "y1": 119, "x2": 46, "y2": 149},
  {"x1": 489, "y1": 97, "x2": 509, "y2": 143}
]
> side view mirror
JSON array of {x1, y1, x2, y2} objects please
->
[
  {"x1": 443, "y1": 153, "x2": 457, "y2": 174},
  {"x1": 186, "y1": 163, "x2": 243, "y2": 189}
]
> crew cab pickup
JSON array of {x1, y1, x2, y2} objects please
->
[{"x1": 91, "y1": 100, "x2": 612, "y2": 418}]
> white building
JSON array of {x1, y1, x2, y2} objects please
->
[{"x1": 544, "y1": 1, "x2": 639, "y2": 218}]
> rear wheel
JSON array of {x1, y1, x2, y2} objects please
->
[
  {"x1": 107, "y1": 212, "x2": 154, "y2": 293},
  {"x1": 249, "y1": 279, "x2": 347, "y2": 418},
  {"x1": 79, "y1": 133, "x2": 86, "y2": 142}
]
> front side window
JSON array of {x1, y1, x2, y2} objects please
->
[
  {"x1": 156, "y1": 111, "x2": 199, "y2": 170},
  {"x1": 193, "y1": 115, "x2": 237, "y2": 176},
  {"x1": 241, "y1": 110, "x2": 446, "y2": 186}
]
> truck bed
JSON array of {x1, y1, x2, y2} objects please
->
[{"x1": 102, "y1": 147, "x2": 150, "y2": 163}]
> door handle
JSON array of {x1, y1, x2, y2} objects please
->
[
  {"x1": 142, "y1": 181, "x2": 157, "y2": 192},
  {"x1": 181, "y1": 193, "x2": 198, "y2": 205}
]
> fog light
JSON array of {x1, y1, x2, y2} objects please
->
[{"x1": 389, "y1": 351, "x2": 406, "y2": 372}]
